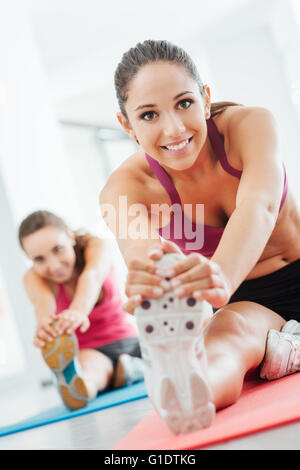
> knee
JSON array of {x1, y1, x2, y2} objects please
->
[{"x1": 208, "y1": 303, "x2": 260, "y2": 348}]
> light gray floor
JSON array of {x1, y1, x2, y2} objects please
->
[{"x1": 0, "y1": 380, "x2": 300, "y2": 450}]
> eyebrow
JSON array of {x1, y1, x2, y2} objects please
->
[{"x1": 134, "y1": 91, "x2": 193, "y2": 111}]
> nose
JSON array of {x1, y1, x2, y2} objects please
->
[
  {"x1": 46, "y1": 256, "x2": 62, "y2": 274},
  {"x1": 162, "y1": 112, "x2": 186, "y2": 139}
]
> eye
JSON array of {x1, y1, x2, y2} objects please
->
[
  {"x1": 53, "y1": 245, "x2": 63, "y2": 253},
  {"x1": 177, "y1": 98, "x2": 193, "y2": 110},
  {"x1": 140, "y1": 110, "x2": 158, "y2": 122},
  {"x1": 34, "y1": 256, "x2": 43, "y2": 263}
]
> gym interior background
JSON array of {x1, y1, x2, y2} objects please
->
[{"x1": 0, "y1": 0, "x2": 300, "y2": 434}]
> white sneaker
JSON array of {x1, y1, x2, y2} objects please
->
[
  {"x1": 260, "y1": 329, "x2": 300, "y2": 380},
  {"x1": 134, "y1": 253, "x2": 215, "y2": 435},
  {"x1": 113, "y1": 353, "x2": 144, "y2": 389},
  {"x1": 282, "y1": 319, "x2": 300, "y2": 335}
]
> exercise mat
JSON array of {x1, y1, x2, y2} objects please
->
[
  {"x1": 113, "y1": 372, "x2": 300, "y2": 450},
  {"x1": 0, "y1": 381, "x2": 147, "y2": 438}
]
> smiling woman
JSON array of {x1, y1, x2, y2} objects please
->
[
  {"x1": 100, "y1": 39, "x2": 300, "y2": 434},
  {"x1": 18, "y1": 210, "x2": 144, "y2": 411}
]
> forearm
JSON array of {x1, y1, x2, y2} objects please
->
[
  {"x1": 211, "y1": 200, "x2": 277, "y2": 295},
  {"x1": 122, "y1": 237, "x2": 163, "y2": 267},
  {"x1": 68, "y1": 271, "x2": 103, "y2": 315},
  {"x1": 34, "y1": 296, "x2": 56, "y2": 321}
]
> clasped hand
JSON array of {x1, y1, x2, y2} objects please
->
[
  {"x1": 123, "y1": 240, "x2": 231, "y2": 315},
  {"x1": 33, "y1": 309, "x2": 90, "y2": 348}
]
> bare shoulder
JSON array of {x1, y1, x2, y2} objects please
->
[
  {"x1": 100, "y1": 149, "x2": 152, "y2": 205},
  {"x1": 216, "y1": 105, "x2": 276, "y2": 144},
  {"x1": 23, "y1": 267, "x2": 55, "y2": 295}
]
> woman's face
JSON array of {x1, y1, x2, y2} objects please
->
[
  {"x1": 119, "y1": 62, "x2": 211, "y2": 171},
  {"x1": 22, "y1": 226, "x2": 77, "y2": 283}
]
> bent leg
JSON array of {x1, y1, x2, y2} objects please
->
[
  {"x1": 78, "y1": 348, "x2": 114, "y2": 398},
  {"x1": 204, "y1": 301, "x2": 285, "y2": 410}
]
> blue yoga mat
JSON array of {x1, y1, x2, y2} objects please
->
[{"x1": 0, "y1": 381, "x2": 147, "y2": 438}]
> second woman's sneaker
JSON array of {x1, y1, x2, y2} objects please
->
[
  {"x1": 134, "y1": 253, "x2": 215, "y2": 435},
  {"x1": 113, "y1": 353, "x2": 144, "y2": 389},
  {"x1": 42, "y1": 329, "x2": 90, "y2": 410}
]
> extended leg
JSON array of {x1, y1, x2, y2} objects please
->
[
  {"x1": 204, "y1": 300, "x2": 285, "y2": 410},
  {"x1": 78, "y1": 348, "x2": 114, "y2": 398}
]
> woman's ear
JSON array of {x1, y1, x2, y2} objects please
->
[{"x1": 116, "y1": 112, "x2": 138, "y2": 142}]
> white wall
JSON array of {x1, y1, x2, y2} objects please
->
[
  {"x1": 190, "y1": 0, "x2": 300, "y2": 199},
  {"x1": 0, "y1": 0, "x2": 88, "y2": 383}
]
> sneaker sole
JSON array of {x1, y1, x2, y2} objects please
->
[
  {"x1": 135, "y1": 253, "x2": 215, "y2": 434},
  {"x1": 41, "y1": 331, "x2": 89, "y2": 410}
]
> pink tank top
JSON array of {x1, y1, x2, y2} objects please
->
[
  {"x1": 55, "y1": 267, "x2": 137, "y2": 349},
  {"x1": 146, "y1": 117, "x2": 288, "y2": 257}
]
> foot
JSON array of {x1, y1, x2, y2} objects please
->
[
  {"x1": 282, "y1": 319, "x2": 300, "y2": 335},
  {"x1": 134, "y1": 253, "x2": 215, "y2": 435},
  {"x1": 113, "y1": 353, "x2": 144, "y2": 389},
  {"x1": 41, "y1": 328, "x2": 90, "y2": 410},
  {"x1": 260, "y1": 328, "x2": 300, "y2": 380}
]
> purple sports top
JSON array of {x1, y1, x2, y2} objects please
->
[{"x1": 145, "y1": 117, "x2": 288, "y2": 257}]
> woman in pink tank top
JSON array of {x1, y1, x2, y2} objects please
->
[
  {"x1": 100, "y1": 39, "x2": 300, "y2": 430},
  {"x1": 19, "y1": 210, "x2": 143, "y2": 410}
]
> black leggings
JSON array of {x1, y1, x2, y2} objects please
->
[
  {"x1": 94, "y1": 337, "x2": 141, "y2": 368},
  {"x1": 227, "y1": 258, "x2": 300, "y2": 321}
]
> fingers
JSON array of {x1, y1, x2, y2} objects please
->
[
  {"x1": 170, "y1": 262, "x2": 221, "y2": 290},
  {"x1": 193, "y1": 288, "x2": 230, "y2": 309},
  {"x1": 163, "y1": 252, "x2": 208, "y2": 278},
  {"x1": 33, "y1": 335, "x2": 46, "y2": 348},
  {"x1": 122, "y1": 294, "x2": 142, "y2": 315},
  {"x1": 126, "y1": 270, "x2": 169, "y2": 297},
  {"x1": 160, "y1": 239, "x2": 183, "y2": 255},
  {"x1": 128, "y1": 257, "x2": 159, "y2": 275},
  {"x1": 79, "y1": 317, "x2": 90, "y2": 333},
  {"x1": 54, "y1": 310, "x2": 82, "y2": 335}
]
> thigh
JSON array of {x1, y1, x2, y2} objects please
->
[
  {"x1": 205, "y1": 300, "x2": 285, "y2": 369},
  {"x1": 209, "y1": 300, "x2": 285, "y2": 338},
  {"x1": 78, "y1": 348, "x2": 114, "y2": 376}
]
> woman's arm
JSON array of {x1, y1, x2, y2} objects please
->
[
  {"x1": 24, "y1": 268, "x2": 56, "y2": 321},
  {"x1": 100, "y1": 171, "x2": 163, "y2": 266},
  {"x1": 157, "y1": 109, "x2": 284, "y2": 310},
  {"x1": 211, "y1": 108, "x2": 283, "y2": 295},
  {"x1": 23, "y1": 269, "x2": 57, "y2": 346},
  {"x1": 69, "y1": 236, "x2": 111, "y2": 315},
  {"x1": 54, "y1": 236, "x2": 112, "y2": 335},
  {"x1": 100, "y1": 171, "x2": 170, "y2": 312}
]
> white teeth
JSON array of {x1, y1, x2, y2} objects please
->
[{"x1": 165, "y1": 139, "x2": 189, "y2": 151}]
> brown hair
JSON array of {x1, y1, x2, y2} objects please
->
[
  {"x1": 18, "y1": 210, "x2": 88, "y2": 273},
  {"x1": 114, "y1": 39, "x2": 242, "y2": 119}
]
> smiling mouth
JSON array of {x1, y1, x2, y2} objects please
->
[{"x1": 161, "y1": 136, "x2": 193, "y2": 151}]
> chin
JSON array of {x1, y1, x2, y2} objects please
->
[{"x1": 164, "y1": 156, "x2": 197, "y2": 171}]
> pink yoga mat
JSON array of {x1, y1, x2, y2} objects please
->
[{"x1": 114, "y1": 372, "x2": 300, "y2": 450}]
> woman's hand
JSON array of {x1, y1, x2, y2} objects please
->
[
  {"x1": 54, "y1": 309, "x2": 90, "y2": 335},
  {"x1": 122, "y1": 243, "x2": 176, "y2": 315},
  {"x1": 123, "y1": 240, "x2": 231, "y2": 313},
  {"x1": 33, "y1": 313, "x2": 57, "y2": 348},
  {"x1": 168, "y1": 252, "x2": 231, "y2": 309}
]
